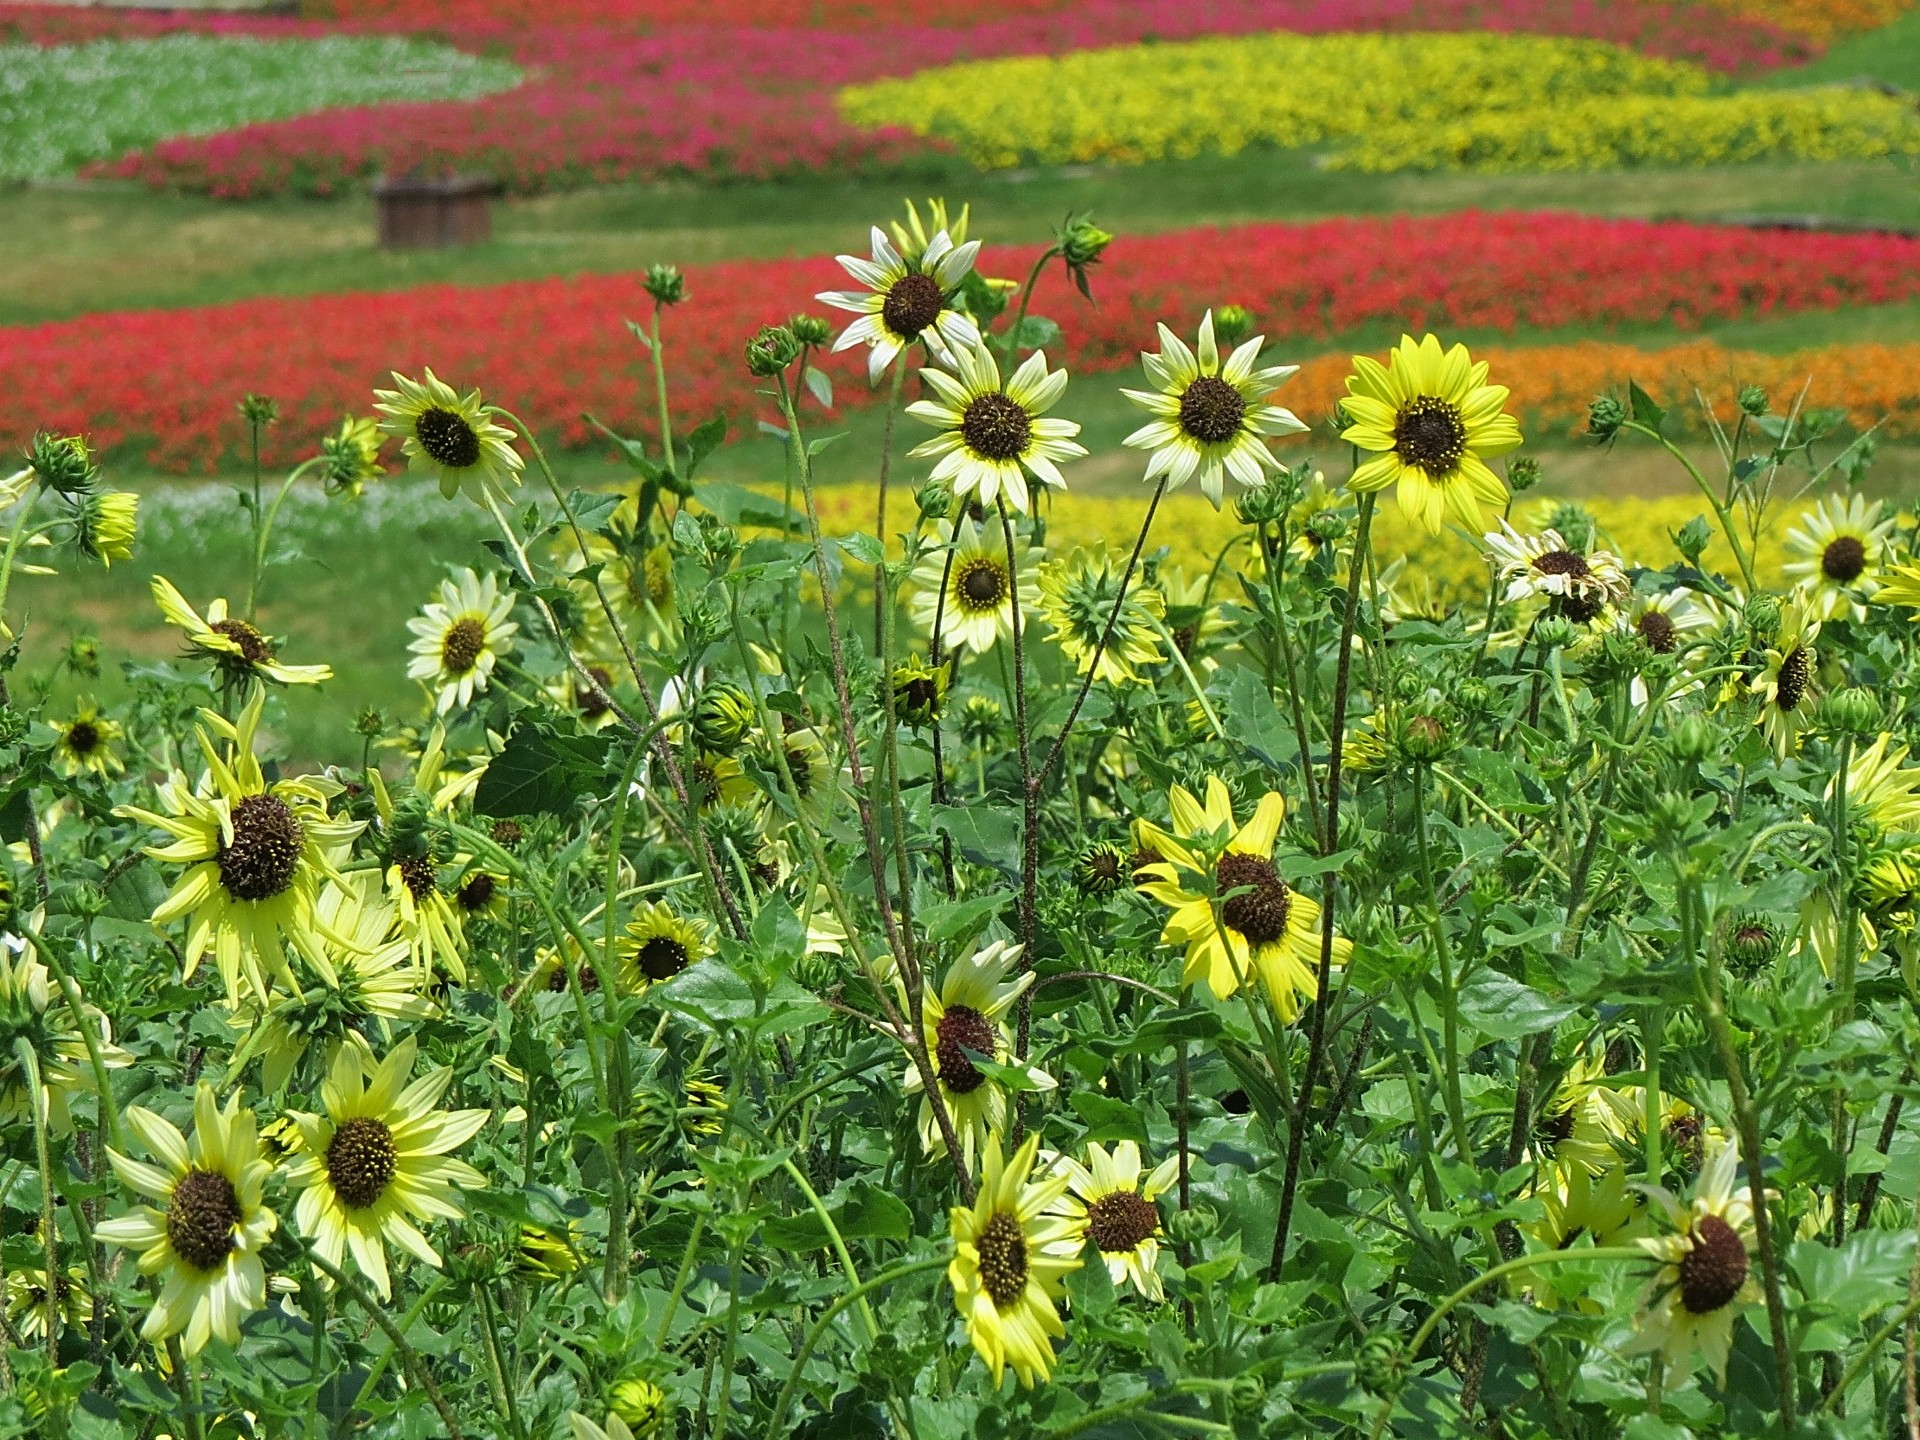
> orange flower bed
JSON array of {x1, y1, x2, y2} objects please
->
[{"x1": 1693, "y1": 0, "x2": 1910, "y2": 37}]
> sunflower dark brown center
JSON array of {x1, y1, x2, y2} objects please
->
[
  {"x1": 325, "y1": 1116, "x2": 398, "y2": 1210},
  {"x1": 1130, "y1": 846, "x2": 1163, "y2": 888},
  {"x1": 210, "y1": 618, "x2": 274, "y2": 666},
  {"x1": 1178, "y1": 376, "x2": 1247, "y2": 445},
  {"x1": 785, "y1": 746, "x2": 815, "y2": 799},
  {"x1": 457, "y1": 872, "x2": 497, "y2": 913},
  {"x1": 1637, "y1": 610, "x2": 1678, "y2": 654},
  {"x1": 1393, "y1": 396, "x2": 1468, "y2": 476},
  {"x1": 1082, "y1": 846, "x2": 1124, "y2": 888},
  {"x1": 1558, "y1": 592, "x2": 1606, "y2": 625},
  {"x1": 64, "y1": 721, "x2": 99, "y2": 754},
  {"x1": 637, "y1": 934, "x2": 691, "y2": 982},
  {"x1": 1535, "y1": 1107, "x2": 1576, "y2": 1151},
  {"x1": 880, "y1": 272, "x2": 945, "y2": 340},
  {"x1": 165, "y1": 1169, "x2": 241, "y2": 1271},
  {"x1": 975, "y1": 1210, "x2": 1028, "y2": 1308},
  {"x1": 956, "y1": 558, "x2": 1008, "y2": 611},
  {"x1": 414, "y1": 407, "x2": 481, "y2": 469},
  {"x1": 397, "y1": 853, "x2": 439, "y2": 900},
  {"x1": 1172, "y1": 622, "x2": 1199, "y2": 657},
  {"x1": 1822, "y1": 535, "x2": 1867, "y2": 583},
  {"x1": 1678, "y1": 1214, "x2": 1749, "y2": 1314},
  {"x1": 1086, "y1": 1190, "x2": 1160, "y2": 1253},
  {"x1": 441, "y1": 617, "x2": 487, "y2": 676},
  {"x1": 1533, "y1": 549, "x2": 1590, "y2": 580},
  {"x1": 547, "y1": 960, "x2": 599, "y2": 993},
  {"x1": 898, "y1": 675, "x2": 941, "y2": 715},
  {"x1": 490, "y1": 819, "x2": 524, "y2": 848},
  {"x1": 217, "y1": 793, "x2": 305, "y2": 903},
  {"x1": 960, "y1": 392, "x2": 1032, "y2": 463},
  {"x1": 1775, "y1": 646, "x2": 1812, "y2": 712},
  {"x1": 1216, "y1": 851, "x2": 1292, "y2": 946},
  {"x1": 934, "y1": 1003, "x2": 996, "y2": 1095}
]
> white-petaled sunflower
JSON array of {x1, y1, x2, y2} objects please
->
[
  {"x1": 1783, "y1": 492, "x2": 1895, "y2": 622},
  {"x1": 406, "y1": 567, "x2": 518, "y2": 717},
  {"x1": 1623, "y1": 589, "x2": 1712, "y2": 701},
  {"x1": 1339, "y1": 334, "x2": 1523, "y2": 535},
  {"x1": 817, "y1": 223, "x2": 983, "y2": 383},
  {"x1": 1049, "y1": 1141, "x2": 1178, "y2": 1300},
  {"x1": 115, "y1": 690, "x2": 363, "y2": 1003},
  {"x1": 1121, "y1": 310, "x2": 1306, "y2": 509},
  {"x1": 285, "y1": 1036, "x2": 488, "y2": 1300},
  {"x1": 1484, "y1": 521, "x2": 1629, "y2": 626},
  {"x1": 949, "y1": 1133, "x2": 1082, "y2": 1389},
  {"x1": 1750, "y1": 596, "x2": 1820, "y2": 759},
  {"x1": 0, "y1": 950, "x2": 129, "y2": 1135},
  {"x1": 4, "y1": 1266, "x2": 91, "y2": 1343},
  {"x1": 906, "y1": 939, "x2": 1054, "y2": 1168},
  {"x1": 152, "y1": 575, "x2": 332, "y2": 688},
  {"x1": 373, "y1": 369, "x2": 523, "y2": 507},
  {"x1": 95, "y1": 1084, "x2": 277, "y2": 1356},
  {"x1": 1135, "y1": 776, "x2": 1350, "y2": 1022},
  {"x1": 49, "y1": 700, "x2": 124, "y2": 780},
  {"x1": 1036, "y1": 545, "x2": 1165, "y2": 684},
  {"x1": 908, "y1": 515, "x2": 1043, "y2": 657},
  {"x1": 1625, "y1": 1137, "x2": 1762, "y2": 1386},
  {"x1": 617, "y1": 901, "x2": 713, "y2": 991},
  {"x1": 907, "y1": 341, "x2": 1085, "y2": 515}
]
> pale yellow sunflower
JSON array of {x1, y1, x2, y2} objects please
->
[
  {"x1": 907, "y1": 340, "x2": 1085, "y2": 515},
  {"x1": 1036, "y1": 545, "x2": 1165, "y2": 685},
  {"x1": 1783, "y1": 492, "x2": 1895, "y2": 622},
  {"x1": 406, "y1": 567, "x2": 518, "y2": 716},
  {"x1": 908, "y1": 514, "x2": 1043, "y2": 657},
  {"x1": 1750, "y1": 596, "x2": 1820, "y2": 759},
  {"x1": 906, "y1": 939, "x2": 1053, "y2": 1169},
  {"x1": 1049, "y1": 1140, "x2": 1178, "y2": 1300},
  {"x1": 374, "y1": 369, "x2": 523, "y2": 507},
  {"x1": 817, "y1": 222, "x2": 982, "y2": 383},
  {"x1": 48, "y1": 700, "x2": 125, "y2": 780},
  {"x1": 151, "y1": 575, "x2": 331, "y2": 688}
]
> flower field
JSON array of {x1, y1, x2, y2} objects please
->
[{"x1": 5, "y1": 211, "x2": 1917, "y2": 469}]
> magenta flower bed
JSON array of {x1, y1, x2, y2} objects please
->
[{"x1": 0, "y1": 0, "x2": 1811, "y2": 198}]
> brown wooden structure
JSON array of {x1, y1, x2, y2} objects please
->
[{"x1": 374, "y1": 173, "x2": 501, "y2": 250}]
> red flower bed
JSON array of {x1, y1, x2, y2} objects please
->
[
  {"x1": 5, "y1": 211, "x2": 1909, "y2": 470},
  {"x1": 0, "y1": 0, "x2": 1810, "y2": 198}
]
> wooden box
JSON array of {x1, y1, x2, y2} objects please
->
[{"x1": 373, "y1": 173, "x2": 501, "y2": 250}]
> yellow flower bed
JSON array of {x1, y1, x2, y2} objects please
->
[
  {"x1": 838, "y1": 30, "x2": 1918, "y2": 173},
  {"x1": 838, "y1": 31, "x2": 1705, "y2": 169},
  {"x1": 1334, "y1": 87, "x2": 1920, "y2": 172}
]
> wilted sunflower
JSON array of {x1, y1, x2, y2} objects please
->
[
  {"x1": 907, "y1": 341, "x2": 1085, "y2": 515},
  {"x1": 618, "y1": 902, "x2": 713, "y2": 990},
  {"x1": 1340, "y1": 334, "x2": 1523, "y2": 535},
  {"x1": 949, "y1": 1134, "x2": 1082, "y2": 1389},
  {"x1": 1036, "y1": 546, "x2": 1165, "y2": 685},
  {"x1": 817, "y1": 222, "x2": 982, "y2": 383},
  {"x1": 152, "y1": 575, "x2": 332, "y2": 688},
  {"x1": 907, "y1": 939, "x2": 1053, "y2": 1168},
  {"x1": 1783, "y1": 492, "x2": 1894, "y2": 622},
  {"x1": 1135, "y1": 776, "x2": 1349, "y2": 1022},
  {"x1": 285, "y1": 1037, "x2": 488, "y2": 1299},
  {"x1": 1484, "y1": 521, "x2": 1629, "y2": 626},
  {"x1": 1049, "y1": 1140, "x2": 1178, "y2": 1300},
  {"x1": 49, "y1": 700, "x2": 124, "y2": 779},
  {"x1": 374, "y1": 369, "x2": 523, "y2": 507},
  {"x1": 908, "y1": 515, "x2": 1042, "y2": 657},
  {"x1": 116, "y1": 690, "x2": 363, "y2": 1002},
  {"x1": 0, "y1": 950, "x2": 129, "y2": 1135},
  {"x1": 96, "y1": 1084, "x2": 277, "y2": 1356},
  {"x1": 406, "y1": 567, "x2": 518, "y2": 717},
  {"x1": 1120, "y1": 310, "x2": 1306, "y2": 509},
  {"x1": 1625, "y1": 1137, "x2": 1761, "y2": 1386},
  {"x1": 1750, "y1": 596, "x2": 1819, "y2": 758}
]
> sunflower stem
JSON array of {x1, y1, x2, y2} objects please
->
[
  {"x1": 873, "y1": 356, "x2": 907, "y2": 654},
  {"x1": 1414, "y1": 766, "x2": 1472, "y2": 1162},
  {"x1": 305, "y1": 1248, "x2": 464, "y2": 1440},
  {"x1": 996, "y1": 495, "x2": 1039, "y2": 1099},
  {"x1": 15, "y1": 1041, "x2": 58, "y2": 1364},
  {"x1": 248, "y1": 456, "x2": 322, "y2": 620}
]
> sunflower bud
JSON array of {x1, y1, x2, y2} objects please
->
[
  {"x1": 1507, "y1": 455, "x2": 1542, "y2": 493},
  {"x1": 490, "y1": 818, "x2": 525, "y2": 849},
  {"x1": 320, "y1": 416, "x2": 385, "y2": 498},
  {"x1": 1397, "y1": 712, "x2": 1451, "y2": 763},
  {"x1": 386, "y1": 790, "x2": 434, "y2": 862},
  {"x1": 1165, "y1": 1203, "x2": 1217, "y2": 1245},
  {"x1": 65, "y1": 634, "x2": 100, "y2": 677},
  {"x1": 1737, "y1": 384, "x2": 1769, "y2": 417},
  {"x1": 1819, "y1": 686, "x2": 1883, "y2": 740},
  {"x1": 608, "y1": 1376, "x2": 671, "y2": 1436},
  {"x1": 1673, "y1": 515, "x2": 1714, "y2": 565},
  {"x1": 1545, "y1": 502, "x2": 1594, "y2": 554},
  {"x1": 959, "y1": 694, "x2": 1003, "y2": 748},
  {"x1": 1534, "y1": 615, "x2": 1578, "y2": 653},
  {"x1": 693, "y1": 683, "x2": 757, "y2": 755},
  {"x1": 744, "y1": 325, "x2": 801, "y2": 378},
  {"x1": 1355, "y1": 1331, "x2": 1406, "y2": 1397},
  {"x1": 25, "y1": 432, "x2": 97, "y2": 496},
  {"x1": 890, "y1": 656, "x2": 947, "y2": 728},
  {"x1": 1587, "y1": 395, "x2": 1627, "y2": 442},
  {"x1": 237, "y1": 393, "x2": 278, "y2": 428},
  {"x1": 1055, "y1": 214, "x2": 1113, "y2": 270},
  {"x1": 1668, "y1": 713, "x2": 1715, "y2": 765},
  {"x1": 644, "y1": 263, "x2": 687, "y2": 306},
  {"x1": 1743, "y1": 595, "x2": 1781, "y2": 643},
  {"x1": 1233, "y1": 474, "x2": 1290, "y2": 528},
  {"x1": 74, "y1": 489, "x2": 138, "y2": 567},
  {"x1": 1073, "y1": 840, "x2": 1131, "y2": 896},
  {"x1": 1212, "y1": 304, "x2": 1254, "y2": 349},
  {"x1": 914, "y1": 478, "x2": 954, "y2": 519},
  {"x1": 1721, "y1": 913, "x2": 1779, "y2": 971},
  {"x1": 787, "y1": 313, "x2": 832, "y2": 347},
  {"x1": 1230, "y1": 1375, "x2": 1267, "y2": 1416}
]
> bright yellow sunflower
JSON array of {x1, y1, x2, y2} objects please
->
[
  {"x1": 151, "y1": 575, "x2": 332, "y2": 688},
  {"x1": 48, "y1": 700, "x2": 124, "y2": 780},
  {"x1": 948, "y1": 1133, "x2": 1082, "y2": 1389},
  {"x1": 617, "y1": 902, "x2": 713, "y2": 990},
  {"x1": 1339, "y1": 334, "x2": 1523, "y2": 535},
  {"x1": 1050, "y1": 1140, "x2": 1179, "y2": 1301}
]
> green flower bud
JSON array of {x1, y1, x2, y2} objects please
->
[
  {"x1": 25, "y1": 432, "x2": 98, "y2": 497},
  {"x1": 1055, "y1": 214, "x2": 1114, "y2": 270},
  {"x1": 1073, "y1": 840, "x2": 1131, "y2": 897},
  {"x1": 1721, "y1": 912, "x2": 1779, "y2": 972},
  {"x1": 959, "y1": 694, "x2": 1003, "y2": 748},
  {"x1": 1743, "y1": 594, "x2": 1781, "y2": 643},
  {"x1": 1212, "y1": 304, "x2": 1254, "y2": 349},
  {"x1": 238, "y1": 393, "x2": 279, "y2": 428},
  {"x1": 1819, "y1": 686, "x2": 1883, "y2": 740},
  {"x1": 608, "y1": 1376, "x2": 671, "y2": 1436},
  {"x1": 1534, "y1": 615, "x2": 1578, "y2": 653},
  {"x1": 1397, "y1": 712, "x2": 1451, "y2": 763},
  {"x1": 1165, "y1": 1203, "x2": 1218, "y2": 1245},
  {"x1": 915, "y1": 477, "x2": 954, "y2": 520},
  {"x1": 1507, "y1": 455, "x2": 1542, "y2": 493},
  {"x1": 1673, "y1": 515, "x2": 1714, "y2": 565},
  {"x1": 354, "y1": 707, "x2": 386, "y2": 739},
  {"x1": 744, "y1": 325, "x2": 801, "y2": 378},
  {"x1": 1230, "y1": 1374, "x2": 1267, "y2": 1416},
  {"x1": 1587, "y1": 395, "x2": 1627, "y2": 442},
  {"x1": 1737, "y1": 384, "x2": 1769, "y2": 417},
  {"x1": 1355, "y1": 1331, "x2": 1406, "y2": 1397},
  {"x1": 65, "y1": 634, "x2": 100, "y2": 677},
  {"x1": 1668, "y1": 712, "x2": 1715, "y2": 765},
  {"x1": 693, "y1": 683, "x2": 757, "y2": 755},
  {"x1": 787, "y1": 313, "x2": 832, "y2": 347},
  {"x1": 644, "y1": 263, "x2": 687, "y2": 306}
]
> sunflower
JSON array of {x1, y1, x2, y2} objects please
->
[
  {"x1": 115, "y1": 690, "x2": 363, "y2": 1002},
  {"x1": 4, "y1": 1266, "x2": 91, "y2": 1344},
  {"x1": 817, "y1": 223, "x2": 982, "y2": 383},
  {"x1": 1484, "y1": 521, "x2": 1629, "y2": 626},
  {"x1": 891, "y1": 653, "x2": 949, "y2": 727},
  {"x1": 948, "y1": 1133, "x2": 1082, "y2": 1389},
  {"x1": 908, "y1": 515, "x2": 1043, "y2": 657},
  {"x1": 1524, "y1": 1162, "x2": 1641, "y2": 1254},
  {"x1": 1049, "y1": 1141, "x2": 1179, "y2": 1300},
  {"x1": 550, "y1": 662, "x2": 621, "y2": 732},
  {"x1": 0, "y1": 950, "x2": 129, "y2": 1135},
  {"x1": 1120, "y1": 310, "x2": 1306, "y2": 509},
  {"x1": 373, "y1": 369, "x2": 523, "y2": 507},
  {"x1": 49, "y1": 700, "x2": 124, "y2": 780},
  {"x1": 562, "y1": 505, "x2": 679, "y2": 657},
  {"x1": 617, "y1": 902, "x2": 713, "y2": 991},
  {"x1": 152, "y1": 575, "x2": 332, "y2": 687},
  {"x1": 1340, "y1": 334, "x2": 1523, "y2": 535},
  {"x1": 1839, "y1": 733, "x2": 1920, "y2": 836},
  {"x1": 1783, "y1": 492, "x2": 1895, "y2": 622},
  {"x1": 382, "y1": 847, "x2": 467, "y2": 986},
  {"x1": 1750, "y1": 596, "x2": 1820, "y2": 759},
  {"x1": 1036, "y1": 546, "x2": 1165, "y2": 684},
  {"x1": 1529, "y1": 1049, "x2": 1630, "y2": 1176},
  {"x1": 906, "y1": 939, "x2": 1053, "y2": 1168},
  {"x1": 1625, "y1": 1137, "x2": 1762, "y2": 1386},
  {"x1": 74, "y1": 488, "x2": 138, "y2": 566},
  {"x1": 285, "y1": 1036, "x2": 489, "y2": 1300},
  {"x1": 319, "y1": 415, "x2": 385, "y2": 498},
  {"x1": 406, "y1": 568, "x2": 518, "y2": 717},
  {"x1": 95, "y1": 1084, "x2": 277, "y2": 1356},
  {"x1": 1135, "y1": 776, "x2": 1349, "y2": 1022},
  {"x1": 907, "y1": 341, "x2": 1085, "y2": 515}
]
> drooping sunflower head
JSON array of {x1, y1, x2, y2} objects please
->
[
  {"x1": 150, "y1": 575, "x2": 332, "y2": 688},
  {"x1": 374, "y1": 368, "x2": 524, "y2": 506},
  {"x1": 618, "y1": 902, "x2": 713, "y2": 991}
]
